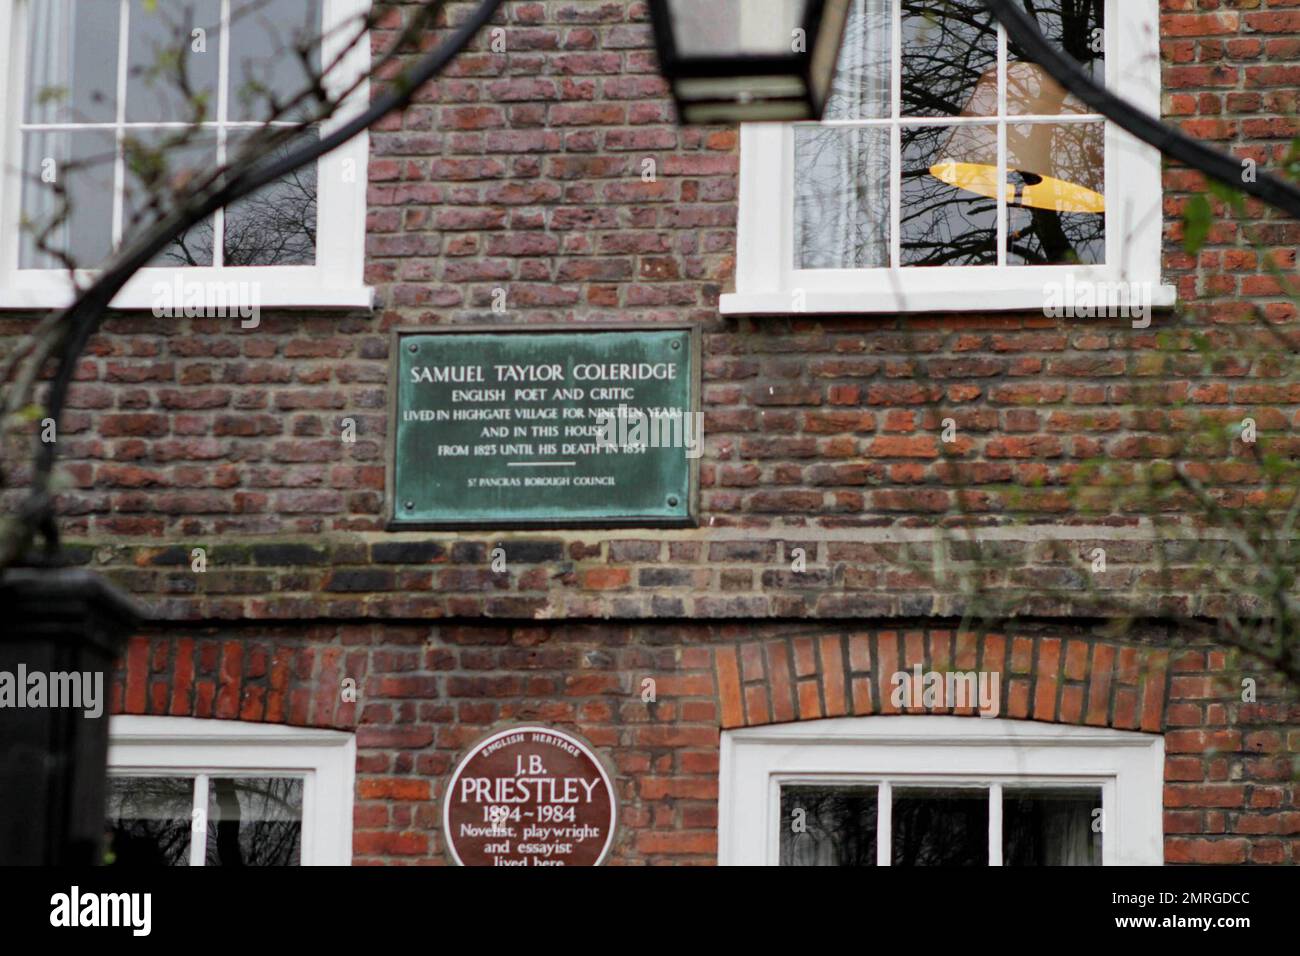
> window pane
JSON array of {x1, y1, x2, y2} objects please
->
[
  {"x1": 19, "y1": 130, "x2": 117, "y2": 269},
  {"x1": 892, "y1": 787, "x2": 988, "y2": 865},
  {"x1": 780, "y1": 785, "x2": 878, "y2": 866},
  {"x1": 205, "y1": 777, "x2": 303, "y2": 866},
  {"x1": 1004, "y1": 787, "x2": 1103, "y2": 866},
  {"x1": 228, "y1": 0, "x2": 324, "y2": 122},
  {"x1": 105, "y1": 776, "x2": 194, "y2": 866},
  {"x1": 24, "y1": 0, "x2": 120, "y2": 124},
  {"x1": 902, "y1": 0, "x2": 997, "y2": 118},
  {"x1": 1007, "y1": 61, "x2": 1093, "y2": 118},
  {"x1": 121, "y1": 129, "x2": 219, "y2": 266},
  {"x1": 1006, "y1": 122, "x2": 1105, "y2": 265},
  {"x1": 1008, "y1": 0, "x2": 1104, "y2": 110},
  {"x1": 823, "y1": 0, "x2": 892, "y2": 121},
  {"x1": 902, "y1": 124, "x2": 997, "y2": 266},
  {"x1": 126, "y1": 0, "x2": 222, "y2": 122},
  {"x1": 223, "y1": 129, "x2": 319, "y2": 266},
  {"x1": 795, "y1": 126, "x2": 890, "y2": 269}
]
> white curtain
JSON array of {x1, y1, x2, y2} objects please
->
[
  {"x1": 26, "y1": 0, "x2": 72, "y2": 125},
  {"x1": 20, "y1": 0, "x2": 73, "y2": 267},
  {"x1": 794, "y1": 0, "x2": 892, "y2": 269},
  {"x1": 1042, "y1": 800, "x2": 1099, "y2": 865}
]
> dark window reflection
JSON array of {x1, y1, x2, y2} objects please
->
[
  {"x1": 105, "y1": 776, "x2": 194, "y2": 866},
  {"x1": 206, "y1": 777, "x2": 303, "y2": 866},
  {"x1": 780, "y1": 786, "x2": 878, "y2": 866},
  {"x1": 892, "y1": 788, "x2": 988, "y2": 866},
  {"x1": 1004, "y1": 787, "x2": 1103, "y2": 866}
]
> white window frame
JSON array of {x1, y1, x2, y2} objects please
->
[
  {"x1": 108, "y1": 715, "x2": 356, "y2": 866},
  {"x1": 719, "y1": 716, "x2": 1164, "y2": 865},
  {"x1": 722, "y1": 0, "x2": 1176, "y2": 315},
  {"x1": 0, "y1": 0, "x2": 373, "y2": 311}
]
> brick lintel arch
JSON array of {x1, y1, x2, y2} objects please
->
[
  {"x1": 713, "y1": 629, "x2": 1171, "y2": 733},
  {"x1": 111, "y1": 634, "x2": 360, "y2": 731}
]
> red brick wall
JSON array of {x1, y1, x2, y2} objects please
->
[
  {"x1": 110, "y1": 623, "x2": 1298, "y2": 864},
  {"x1": 0, "y1": 1, "x2": 1291, "y2": 560},
  {"x1": 7, "y1": 0, "x2": 1300, "y2": 862}
]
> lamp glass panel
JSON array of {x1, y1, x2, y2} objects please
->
[
  {"x1": 902, "y1": 0, "x2": 997, "y2": 117},
  {"x1": 795, "y1": 125, "x2": 891, "y2": 269},
  {"x1": 665, "y1": 0, "x2": 808, "y2": 57},
  {"x1": 902, "y1": 124, "x2": 998, "y2": 266},
  {"x1": 1005, "y1": 121, "x2": 1105, "y2": 265}
]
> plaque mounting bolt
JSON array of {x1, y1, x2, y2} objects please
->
[
  {"x1": 667, "y1": 496, "x2": 679, "y2": 507},
  {"x1": 408, "y1": 343, "x2": 418, "y2": 353},
  {"x1": 671, "y1": 340, "x2": 681, "y2": 350},
  {"x1": 404, "y1": 501, "x2": 414, "y2": 510}
]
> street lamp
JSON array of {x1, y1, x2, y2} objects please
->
[{"x1": 648, "y1": 0, "x2": 852, "y2": 124}]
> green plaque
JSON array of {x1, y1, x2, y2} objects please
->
[{"x1": 388, "y1": 326, "x2": 699, "y2": 528}]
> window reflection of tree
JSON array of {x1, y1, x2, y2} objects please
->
[
  {"x1": 1006, "y1": 123, "x2": 1105, "y2": 265},
  {"x1": 796, "y1": 0, "x2": 1107, "y2": 269},
  {"x1": 122, "y1": 141, "x2": 318, "y2": 268},
  {"x1": 902, "y1": 124, "x2": 999, "y2": 266},
  {"x1": 892, "y1": 790, "x2": 988, "y2": 866},
  {"x1": 1005, "y1": 0, "x2": 1105, "y2": 264},
  {"x1": 779, "y1": 787, "x2": 878, "y2": 867},
  {"x1": 105, "y1": 776, "x2": 193, "y2": 867},
  {"x1": 1008, "y1": 0, "x2": 1104, "y2": 84},
  {"x1": 223, "y1": 163, "x2": 318, "y2": 266},
  {"x1": 207, "y1": 777, "x2": 303, "y2": 866},
  {"x1": 901, "y1": 0, "x2": 997, "y2": 118}
]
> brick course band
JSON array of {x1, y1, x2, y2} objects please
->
[{"x1": 59, "y1": 530, "x2": 1265, "y2": 623}]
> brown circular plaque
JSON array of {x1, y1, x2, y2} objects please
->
[{"x1": 443, "y1": 726, "x2": 617, "y2": 867}]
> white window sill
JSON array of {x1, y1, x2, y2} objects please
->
[
  {"x1": 0, "y1": 272, "x2": 374, "y2": 312},
  {"x1": 721, "y1": 283, "x2": 1178, "y2": 316}
]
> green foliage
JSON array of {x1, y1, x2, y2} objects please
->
[{"x1": 1182, "y1": 193, "x2": 1212, "y2": 255}]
